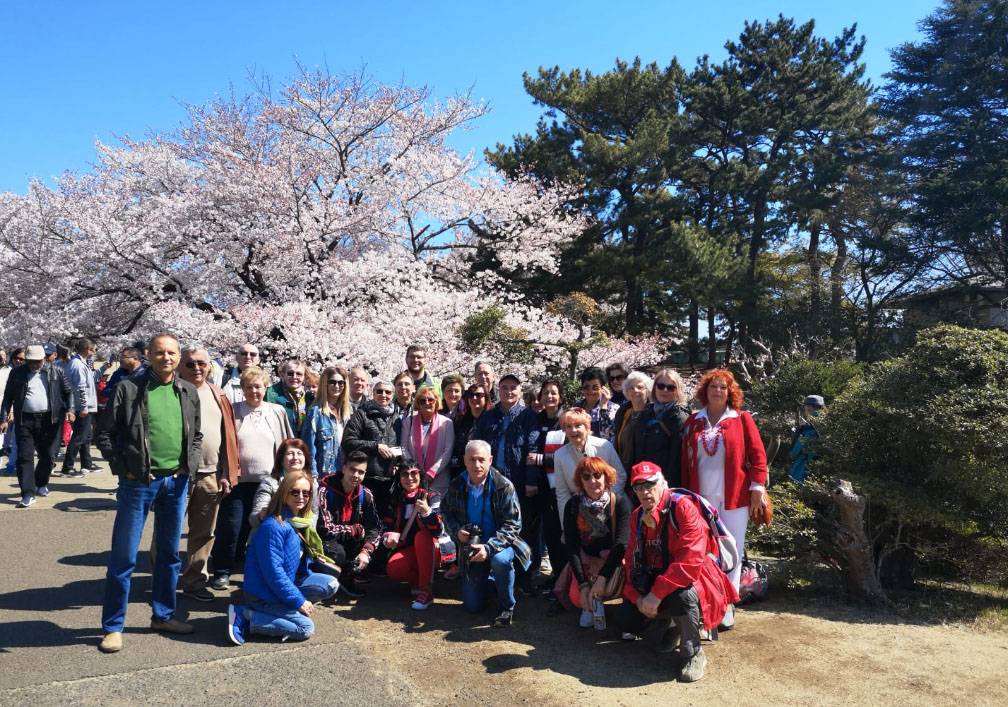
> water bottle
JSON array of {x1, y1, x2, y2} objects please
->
[{"x1": 593, "y1": 598, "x2": 606, "y2": 631}]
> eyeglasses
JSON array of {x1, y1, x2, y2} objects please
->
[
  {"x1": 631, "y1": 479, "x2": 659, "y2": 492},
  {"x1": 184, "y1": 361, "x2": 209, "y2": 369},
  {"x1": 288, "y1": 488, "x2": 311, "y2": 498},
  {"x1": 399, "y1": 468, "x2": 421, "y2": 477},
  {"x1": 285, "y1": 371, "x2": 303, "y2": 377},
  {"x1": 418, "y1": 398, "x2": 437, "y2": 404},
  {"x1": 467, "y1": 392, "x2": 486, "y2": 399},
  {"x1": 580, "y1": 472, "x2": 604, "y2": 482},
  {"x1": 581, "y1": 384, "x2": 602, "y2": 392},
  {"x1": 327, "y1": 378, "x2": 345, "y2": 386},
  {"x1": 655, "y1": 382, "x2": 677, "y2": 391},
  {"x1": 374, "y1": 389, "x2": 394, "y2": 396}
]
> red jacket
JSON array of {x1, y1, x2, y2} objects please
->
[
  {"x1": 681, "y1": 409, "x2": 767, "y2": 510},
  {"x1": 622, "y1": 489, "x2": 738, "y2": 630}
]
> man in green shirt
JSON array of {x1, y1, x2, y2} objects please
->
[{"x1": 95, "y1": 334, "x2": 203, "y2": 654}]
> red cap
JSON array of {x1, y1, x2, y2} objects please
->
[{"x1": 630, "y1": 461, "x2": 663, "y2": 485}]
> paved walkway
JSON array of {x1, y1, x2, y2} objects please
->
[{"x1": 0, "y1": 455, "x2": 414, "y2": 706}]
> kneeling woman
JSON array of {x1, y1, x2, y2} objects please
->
[
  {"x1": 228, "y1": 471, "x2": 339, "y2": 644},
  {"x1": 381, "y1": 458, "x2": 449, "y2": 610},
  {"x1": 562, "y1": 457, "x2": 631, "y2": 628}
]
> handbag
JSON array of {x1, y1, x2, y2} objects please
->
[{"x1": 576, "y1": 492, "x2": 625, "y2": 600}]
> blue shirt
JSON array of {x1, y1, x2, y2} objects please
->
[{"x1": 466, "y1": 472, "x2": 497, "y2": 540}]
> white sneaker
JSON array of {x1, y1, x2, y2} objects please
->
[
  {"x1": 16, "y1": 495, "x2": 35, "y2": 508},
  {"x1": 37, "y1": 486, "x2": 50, "y2": 497},
  {"x1": 579, "y1": 609, "x2": 594, "y2": 628}
]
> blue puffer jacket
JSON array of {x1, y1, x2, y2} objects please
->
[
  {"x1": 301, "y1": 407, "x2": 344, "y2": 478},
  {"x1": 243, "y1": 515, "x2": 306, "y2": 610},
  {"x1": 473, "y1": 403, "x2": 540, "y2": 491}
]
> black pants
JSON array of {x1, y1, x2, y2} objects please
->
[
  {"x1": 363, "y1": 476, "x2": 391, "y2": 519},
  {"x1": 15, "y1": 412, "x2": 60, "y2": 495},
  {"x1": 62, "y1": 413, "x2": 93, "y2": 470},
  {"x1": 614, "y1": 585, "x2": 703, "y2": 658},
  {"x1": 211, "y1": 480, "x2": 257, "y2": 575},
  {"x1": 540, "y1": 487, "x2": 567, "y2": 579},
  {"x1": 517, "y1": 492, "x2": 543, "y2": 588}
]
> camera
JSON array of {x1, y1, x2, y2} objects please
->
[
  {"x1": 630, "y1": 565, "x2": 660, "y2": 596},
  {"x1": 461, "y1": 523, "x2": 483, "y2": 559}
]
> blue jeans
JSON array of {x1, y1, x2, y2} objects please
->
[
  {"x1": 101, "y1": 474, "x2": 190, "y2": 632},
  {"x1": 461, "y1": 546, "x2": 516, "y2": 613},
  {"x1": 246, "y1": 598, "x2": 314, "y2": 640},
  {"x1": 297, "y1": 571, "x2": 339, "y2": 602}
]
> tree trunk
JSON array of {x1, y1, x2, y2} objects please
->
[
  {"x1": 831, "y1": 480, "x2": 888, "y2": 606},
  {"x1": 829, "y1": 222, "x2": 848, "y2": 344},
  {"x1": 707, "y1": 307, "x2": 718, "y2": 369},
  {"x1": 807, "y1": 221, "x2": 822, "y2": 331},
  {"x1": 688, "y1": 301, "x2": 699, "y2": 364}
]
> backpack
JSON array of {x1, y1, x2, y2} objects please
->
[
  {"x1": 737, "y1": 556, "x2": 769, "y2": 604},
  {"x1": 666, "y1": 488, "x2": 739, "y2": 574}
]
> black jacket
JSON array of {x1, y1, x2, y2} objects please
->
[
  {"x1": 95, "y1": 370, "x2": 203, "y2": 483},
  {"x1": 341, "y1": 400, "x2": 401, "y2": 482},
  {"x1": 0, "y1": 362, "x2": 72, "y2": 425},
  {"x1": 630, "y1": 402, "x2": 690, "y2": 488}
]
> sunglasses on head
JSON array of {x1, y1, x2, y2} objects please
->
[{"x1": 655, "y1": 382, "x2": 677, "y2": 391}]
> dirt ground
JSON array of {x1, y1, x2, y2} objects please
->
[{"x1": 333, "y1": 578, "x2": 1008, "y2": 707}]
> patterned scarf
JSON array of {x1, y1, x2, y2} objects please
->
[{"x1": 576, "y1": 492, "x2": 612, "y2": 546}]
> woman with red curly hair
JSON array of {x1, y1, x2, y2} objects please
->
[
  {"x1": 681, "y1": 370, "x2": 768, "y2": 627},
  {"x1": 560, "y1": 457, "x2": 631, "y2": 628}
]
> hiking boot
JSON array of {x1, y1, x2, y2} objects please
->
[
  {"x1": 493, "y1": 609, "x2": 513, "y2": 628},
  {"x1": 227, "y1": 604, "x2": 247, "y2": 645},
  {"x1": 678, "y1": 648, "x2": 707, "y2": 683},
  {"x1": 150, "y1": 619, "x2": 194, "y2": 635},
  {"x1": 99, "y1": 632, "x2": 122, "y2": 653}
]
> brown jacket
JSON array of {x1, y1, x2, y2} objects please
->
[{"x1": 206, "y1": 382, "x2": 240, "y2": 486}]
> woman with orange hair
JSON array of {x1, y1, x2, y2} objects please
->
[
  {"x1": 681, "y1": 369, "x2": 768, "y2": 628},
  {"x1": 561, "y1": 457, "x2": 631, "y2": 628}
]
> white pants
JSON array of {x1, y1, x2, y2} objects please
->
[{"x1": 706, "y1": 497, "x2": 749, "y2": 590}]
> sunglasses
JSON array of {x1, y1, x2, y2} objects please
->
[
  {"x1": 580, "y1": 471, "x2": 604, "y2": 482},
  {"x1": 285, "y1": 371, "x2": 303, "y2": 377},
  {"x1": 184, "y1": 361, "x2": 209, "y2": 369},
  {"x1": 655, "y1": 382, "x2": 677, "y2": 391},
  {"x1": 327, "y1": 378, "x2": 345, "y2": 385},
  {"x1": 631, "y1": 479, "x2": 659, "y2": 492},
  {"x1": 399, "y1": 468, "x2": 421, "y2": 477},
  {"x1": 238, "y1": 351, "x2": 258, "y2": 357},
  {"x1": 417, "y1": 398, "x2": 437, "y2": 404},
  {"x1": 467, "y1": 392, "x2": 486, "y2": 399},
  {"x1": 609, "y1": 375, "x2": 626, "y2": 382},
  {"x1": 581, "y1": 384, "x2": 602, "y2": 391},
  {"x1": 288, "y1": 488, "x2": 311, "y2": 498}
]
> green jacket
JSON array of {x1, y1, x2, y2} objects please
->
[{"x1": 95, "y1": 370, "x2": 203, "y2": 484}]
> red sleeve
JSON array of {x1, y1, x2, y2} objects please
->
[
  {"x1": 742, "y1": 411, "x2": 768, "y2": 487},
  {"x1": 650, "y1": 497, "x2": 707, "y2": 600},
  {"x1": 680, "y1": 414, "x2": 699, "y2": 493}
]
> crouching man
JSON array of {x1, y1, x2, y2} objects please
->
[
  {"x1": 441, "y1": 439, "x2": 530, "y2": 628},
  {"x1": 616, "y1": 462, "x2": 738, "y2": 682}
]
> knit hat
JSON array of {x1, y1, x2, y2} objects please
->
[{"x1": 630, "y1": 461, "x2": 663, "y2": 485}]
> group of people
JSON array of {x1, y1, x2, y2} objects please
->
[{"x1": 2, "y1": 336, "x2": 772, "y2": 683}]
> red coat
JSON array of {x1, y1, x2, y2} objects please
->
[
  {"x1": 681, "y1": 409, "x2": 767, "y2": 511},
  {"x1": 622, "y1": 489, "x2": 739, "y2": 630}
]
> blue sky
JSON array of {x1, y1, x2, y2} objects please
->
[{"x1": 0, "y1": 1, "x2": 935, "y2": 195}]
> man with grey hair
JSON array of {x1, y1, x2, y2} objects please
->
[
  {"x1": 348, "y1": 366, "x2": 370, "y2": 411},
  {"x1": 222, "y1": 343, "x2": 260, "y2": 404},
  {"x1": 62, "y1": 338, "x2": 100, "y2": 477},
  {"x1": 176, "y1": 346, "x2": 239, "y2": 602},
  {"x1": 440, "y1": 438, "x2": 530, "y2": 628},
  {"x1": 473, "y1": 361, "x2": 499, "y2": 404}
]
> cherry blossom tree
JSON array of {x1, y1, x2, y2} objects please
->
[{"x1": 0, "y1": 67, "x2": 665, "y2": 377}]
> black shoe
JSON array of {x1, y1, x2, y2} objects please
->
[
  {"x1": 83, "y1": 464, "x2": 102, "y2": 472},
  {"x1": 493, "y1": 609, "x2": 513, "y2": 627},
  {"x1": 546, "y1": 600, "x2": 566, "y2": 617},
  {"x1": 66, "y1": 469, "x2": 84, "y2": 479},
  {"x1": 183, "y1": 586, "x2": 215, "y2": 602},
  {"x1": 340, "y1": 581, "x2": 365, "y2": 599}
]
